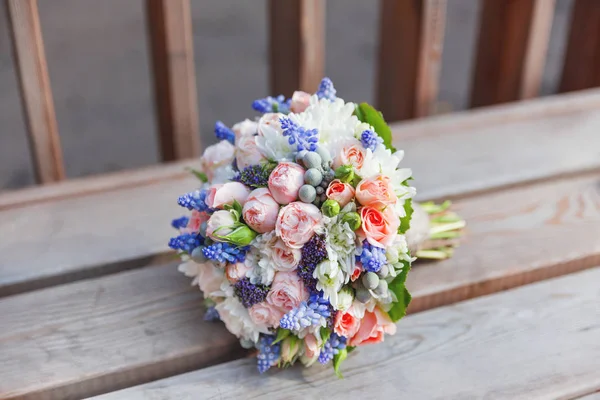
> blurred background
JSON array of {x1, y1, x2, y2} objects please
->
[{"x1": 0, "y1": 0, "x2": 574, "y2": 189}]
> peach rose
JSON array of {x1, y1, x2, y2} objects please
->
[
  {"x1": 351, "y1": 262, "x2": 363, "y2": 282},
  {"x1": 200, "y1": 140, "x2": 235, "y2": 181},
  {"x1": 334, "y1": 144, "x2": 365, "y2": 170},
  {"x1": 266, "y1": 271, "x2": 308, "y2": 313},
  {"x1": 183, "y1": 210, "x2": 209, "y2": 233},
  {"x1": 226, "y1": 262, "x2": 252, "y2": 282},
  {"x1": 205, "y1": 182, "x2": 251, "y2": 209},
  {"x1": 355, "y1": 175, "x2": 396, "y2": 209},
  {"x1": 349, "y1": 307, "x2": 397, "y2": 347},
  {"x1": 197, "y1": 263, "x2": 225, "y2": 296},
  {"x1": 272, "y1": 239, "x2": 302, "y2": 271},
  {"x1": 290, "y1": 91, "x2": 311, "y2": 113},
  {"x1": 303, "y1": 333, "x2": 320, "y2": 359},
  {"x1": 249, "y1": 301, "x2": 284, "y2": 329},
  {"x1": 334, "y1": 305, "x2": 361, "y2": 338},
  {"x1": 358, "y1": 206, "x2": 400, "y2": 248},
  {"x1": 268, "y1": 162, "x2": 305, "y2": 204},
  {"x1": 326, "y1": 179, "x2": 355, "y2": 208},
  {"x1": 257, "y1": 113, "x2": 283, "y2": 137},
  {"x1": 206, "y1": 210, "x2": 236, "y2": 241},
  {"x1": 242, "y1": 188, "x2": 280, "y2": 233},
  {"x1": 232, "y1": 119, "x2": 258, "y2": 139},
  {"x1": 276, "y1": 202, "x2": 323, "y2": 248},
  {"x1": 236, "y1": 135, "x2": 265, "y2": 169}
]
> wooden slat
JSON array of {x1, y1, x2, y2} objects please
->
[
  {"x1": 470, "y1": 0, "x2": 555, "y2": 107},
  {"x1": 6, "y1": 0, "x2": 65, "y2": 184},
  {"x1": 559, "y1": 0, "x2": 600, "y2": 93},
  {"x1": 92, "y1": 268, "x2": 600, "y2": 400},
  {"x1": 3, "y1": 92, "x2": 600, "y2": 296},
  {"x1": 376, "y1": 0, "x2": 446, "y2": 121},
  {"x1": 3, "y1": 170, "x2": 600, "y2": 398},
  {"x1": 146, "y1": 0, "x2": 200, "y2": 161},
  {"x1": 268, "y1": 0, "x2": 325, "y2": 95}
]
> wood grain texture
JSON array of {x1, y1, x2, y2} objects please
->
[
  {"x1": 146, "y1": 0, "x2": 200, "y2": 161},
  {"x1": 268, "y1": 0, "x2": 325, "y2": 95},
  {"x1": 0, "y1": 263, "x2": 246, "y2": 400},
  {"x1": 6, "y1": 0, "x2": 65, "y2": 184},
  {"x1": 376, "y1": 0, "x2": 446, "y2": 121},
  {"x1": 470, "y1": 0, "x2": 555, "y2": 107},
  {"x1": 2, "y1": 99, "x2": 600, "y2": 296},
  {"x1": 559, "y1": 0, "x2": 600, "y2": 93},
  {"x1": 93, "y1": 268, "x2": 600, "y2": 400}
]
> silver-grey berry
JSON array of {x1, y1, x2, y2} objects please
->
[
  {"x1": 303, "y1": 152, "x2": 322, "y2": 169},
  {"x1": 362, "y1": 272, "x2": 379, "y2": 290},
  {"x1": 299, "y1": 184, "x2": 317, "y2": 203},
  {"x1": 304, "y1": 168, "x2": 323, "y2": 186},
  {"x1": 374, "y1": 279, "x2": 389, "y2": 296},
  {"x1": 191, "y1": 247, "x2": 207, "y2": 263},
  {"x1": 355, "y1": 287, "x2": 371, "y2": 303},
  {"x1": 316, "y1": 186, "x2": 324, "y2": 195}
]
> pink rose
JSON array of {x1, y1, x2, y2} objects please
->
[
  {"x1": 266, "y1": 271, "x2": 308, "y2": 313},
  {"x1": 242, "y1": 188, "x2": 280, "y2": 233},
  {"x1": 290, "y1": 91, "x2": 311, "y2": 113},
  {"x1": 226, "y1": 262, "x2": 252, "y2": 282},
  {"x1": 249, "y1": 301, "x2": 284, "y2": 329},
  {"x1": 232, "y1": 119, "x2": 258, "y2": 139},
  {"x1": 268, "y1": 162, "x2": 305, "y2": 204},
  {"x1": 206, "y1": 210, "x2": 236, "y2": 241},
  {"x1": 206, "y1": 182, "x2": 250, "y2": 209},
  {"x1": 351, "y1": 262, "x2": 363, "y2": 282},
  {"x1": 355, "y1": 175, "x2": 396, "y2": 210},
  {"x1": 182, "y1": 210, "x2": 209, "y2": 233},
  {"x1": 349, "y1": 307, "x2": 397, "y2": 347},
  {"x1": 334, "y1": 305, "x2": 361, "y2": 338},
  {"x1": 358, "y1": 206, "x2": 399, "y2": 248},
  {"x1": 200, "y1": 140, "x2": 235, "y2": 181},
  {"x1": 257, "y1": 113, "x2": 283, "y2": 137},
  {"x1": 333, "y1": 144, "x2": 365, "y2": 170},
  {"x1": 326, "y1": 179, "x2": 355, "y2": 207},
  {"x1": 197, "y1": 263, "x2": 225, "y2": 296},
  {"x1": 236, "y1": 135, "x2": 265, "y2": 169},
  {"x1": 303, "y1": 334, "x2": 320, "y2": 359},
  {"x1": 276, "y1": 202, "x2": 323, "y2": 248},
  {"x1": 272, "y1": 239, "x2": 302, "y2": 271}
]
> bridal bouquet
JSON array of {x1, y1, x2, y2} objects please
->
[{"x1": 169, "y1": 78, "x2": 463, "y2": 376}]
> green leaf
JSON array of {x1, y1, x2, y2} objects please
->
[
  {"x1": 398, "y1": 198, "x2": 414, "y2": 234},
  {"x1": 272, "y1": 328, "x2": 291, "y2": 345},
  {"x1": 186, "y1": 168, "x2": 208, "y2": 183},
  {"x1": 320, "y1": 327, "x2": 332, "y2": 344},
  {"x1": 387, "y1": 260, "x2": 412, "y2": 322},
  {"x1": 354, "y1": 102, "x2": 396, "y2": 152},
  {"x1": 346, "y1": 346, "x2": 356, "y2": 354},
  {"x1": 333, "y1": 348, "x2": 348, "y2": 379}
]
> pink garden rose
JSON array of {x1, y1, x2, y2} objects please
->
[
  {"x1": 358, "y1": 206, "x2": 399, "y2": 248},
  {"x1": 326, "y1": 179, "x2": 355, "y2": 208},
  {"x1": 355, "y1": 175, "x2": 396, "y2": 210},
  {"x1": 226, "y1": 262, "x2": 252, "y2": 282},
  {"x1": 334, "y1": 305, "x2": 361, "y2": 338},
  {"x1": 200, "y1": 140, "x2": 235, "y2": 181},
  {"x1": 333, "y1": 144, "x2": 365, "y2": 170},
  {"x1": 206, "y1": 182, "x2": 250, "y2": 209},
  {"x1": 303, "y1": 334, "x2": 320, "y2": 359},
  {"x1": 268, "y1": 162, "x2": 305, "y2": 204},
  {"x1": 232, "y1": 119, "x2": 258, "y2": 139},
  {"x1": 206, "y1": 210, "x2": 236, "y2": 241},
  {"x1": 242, "y1": 188, "x2": 280, "y2": 233},
  {"x1": 266, "y1": 271, "x2": 308, "y2": 313},
  {"x1": 348, "y1": 307, "x2": 397, "y2": 347},
  {"x1": 276, "y1": 202, "x2": 322, "y2": 248},
  {"x1": 181, "y1": 210, "x2": 209, "y2": 234},
  {"x1": 290, "y1": 91, "x2": 311, "y2": 113},
  {"x1": 257, "y1": 113, "x2": 283, "y2": 137},
  {"x1": 249, "y1": 301, "x2": 284, "y2": 329},
  {"x1": 197, "y1": 263, "x2": 225, "y2": 296},
  {"x1": 271, "y1": 239, "x2": 302, "y2": 271},
  {"x1": 236, "y1": 135, "x2": 265, "y2": 169}
]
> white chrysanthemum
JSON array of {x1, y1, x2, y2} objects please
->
[
  {"x1": 215, "y1": 296, "x2": 269, "y2": 343},
  {"x1": 323, "y1": 203, "x2": 357, "y2": 276},
  {"x1": 245, "y1": 232, "x2": 278, "y2": 285},
  {"x1": 313, "y1": 259, "x2": 345, "y2": 307}
]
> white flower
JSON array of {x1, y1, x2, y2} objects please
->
[
  {"x1": 256, "y1": 113, "x2": 294, "y2": 161},
  {"x1": 245, "y1": 232, "x2": 279, "y2": 285},
  {"x1": 334, "y1": 286, "x2": 354, "y2": 311},
  {"x1": 215, "y1": 296, "x2": 269, "y2": 343},
  {"x1": 211, "y1": 164, "x2": 237, "y2": 184},
  {"x1": 323, "y1": 203, "x2": 357, "y2": 276},
  {"x1": 313, "y1": 259, "x2": 345, "y2": 306}
]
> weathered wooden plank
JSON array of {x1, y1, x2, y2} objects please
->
[
  {"x1": 0, "y1": 263, "x2": 246, "y2": 400},
  {"x1": 146, "y1": 0, "x2": 200, "y2": 161},
  {"x1": 376, "y1": 0, "x2": 446, "y2": 121},
  {"x1": 470, "y1": 0, "x2": 555, "y2": 107},
  {"x1": 2, "y1": 93, "x2": 600, "y2": 296},
  {"x1": 559, "y1": 0, "x2": 600, "y2": 93},
  {"x1": 268, "y1": 0, "x2": 325, "y2": 95},
  {"x1": 92, "y1": 268, "x2": 600, "y2": 400},
  {"x1": 6, "y1": 0, "x2": 65, "y2": 184}
]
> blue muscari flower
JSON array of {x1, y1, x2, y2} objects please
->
[
  {"x1": 316, "y1": 77, "x2": 336, "y2": 101},
  {"x1": 280, "y1": 116, "x2": 319, "y2": 152},
  {"x1": 252, "y1": 95, "x2": 291, "y2": 114},
  {"x1": 178, "y1": 189, "x2": 209, "y2": 212},
  {"x1": 204, "y1": 306, "x2": 220, "y2": 321},
  {"x1": 214, "y1": 121, "x2": 235, "y2": 144},
  {"x1": 202, "y1": 242, "x2": 249, "y2": 263},
  {"x1": 279, "y1": 293, "x2": 331, "y2": 332},
  {"x1": 171, "y1": 216, "x2": 189, "y2": 230},
  {"x1": 318, "y1": 333, "x2": 347, "y2": 364},
  {"x1": 358, "y1": 240, "x2": 388, "y2": 273},
  {"x1": 360, "y1": 129, "x2": 383, "y2": 152},
  {"x1": 257, "y1": 334, "x2": 281, "y2": 373},
  {"x1": 168, "y1": 232, "x2": 203, "y2": 253}
]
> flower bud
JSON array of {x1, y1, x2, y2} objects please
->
[
  {"x1": 334, "y1": 165, "x2": 354, "y2": 183},
  {"x1": 281, "y1": 335, "x2": 301, "y2": 363},
  {"x1": 321, "y1": 199, "x2": 340, "y2": 217},
  {"x1": 341, "y1": 211, "x2": 361, "y2": 231},
  {"x1": 218, "y1": 224, "x2": 257, "y2": 246},
  {"x1": 334, "y1": 286, "x2": 354, "y2": 311}
]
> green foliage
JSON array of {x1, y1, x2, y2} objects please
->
[
  {"x1": 273, "y1": 328, "x2": 291, "y2": 345},
  {"x1": 386, "y1": 261, "x2": 412, "y2": 322},
  {"x1": 333, "y1": 348, "x2": 348, "y2": 379},
  {"x1": 320, "y1": 327, "x2": 332, "y2": 344},
  {"x1": 186, "y1": 168, "x2": 208, "y2": 183},
  {"x1": 398, "y1": 198, "x2": 414, "y2": 234},
  {"x1": 354, "y1": 103, "x2": 396, "y2": 152}
]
